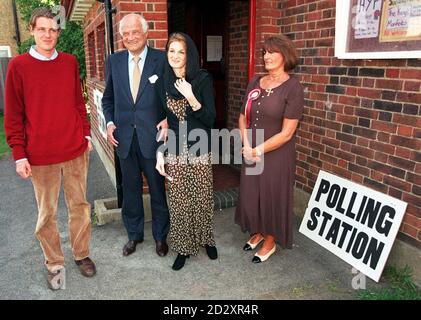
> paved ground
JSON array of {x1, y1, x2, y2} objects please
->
[{"x1": 0, "y1": 151, "x2": 381, "y2": 300}]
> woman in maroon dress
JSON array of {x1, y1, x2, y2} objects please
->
[{"x1": 235, "y1": 35, "x2": 304, "y2": 263}]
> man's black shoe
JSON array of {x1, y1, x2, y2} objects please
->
[{"x1": 123, "y1": 239, "x2": 143, "y2": 256}]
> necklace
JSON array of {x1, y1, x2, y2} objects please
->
[
  {"x1": 264, "y1": 73, "x2": 289, "y2": 96},
  {"x1": 265, "y1": 88, "x2": 274, "y2": 96}
]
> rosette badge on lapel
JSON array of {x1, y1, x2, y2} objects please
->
[
  {"x1": 149, "y1": 74, "x2": 158, "y2": 84},
  {"x1": 244, "y1": 88, "x2": 261, "y2": 128}
]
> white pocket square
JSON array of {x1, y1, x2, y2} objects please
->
[{"x1": 149, "y1": 75, "x2": 158, "y2": 83}]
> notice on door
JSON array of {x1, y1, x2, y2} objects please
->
[{"x1": 207, "y1": 36, "x2": 222, "y2": 62}]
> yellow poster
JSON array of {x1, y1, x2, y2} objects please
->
[{"x1": 380, "y1": 0, "x2": 421, "y2": 42}]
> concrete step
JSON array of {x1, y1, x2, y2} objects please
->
[{"x1": 95, "y1": 187, "x2": 240, "y2": 226}]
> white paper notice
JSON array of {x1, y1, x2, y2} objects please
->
[
  {"x1": 206, "y1": 36, "x2": 222, "y2": 62},
  {"x1": 354, "y1": 0, "x2": 383, "y2": 39}
]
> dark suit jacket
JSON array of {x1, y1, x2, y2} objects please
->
[{"x1": 102, "y1": 47, "x2": 166, "y2": 159}]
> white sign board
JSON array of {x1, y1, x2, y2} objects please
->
[
  {"x1": 299, "y1": 170, "x2": 407, "y2": 282},
  {"x1": 93, "y1": 89, "x2": 107, "y2": 139}
]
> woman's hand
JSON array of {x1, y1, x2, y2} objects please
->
[
  {"x1": 155, "y1": 152, "x2": 166, "y2": 176},
  {"x1": 156, "y1": 118, "x2": 168, "y2": 144},
  {"x1": 242, "y1": 146, "x2": 261, "y2": 163},
  {"x1": 174, "y1": 78, "x2": 194, "y2": 100}
]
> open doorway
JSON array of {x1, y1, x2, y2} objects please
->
[{"x1": 168, "y1": 0, "x2": 228, "y2": 129}]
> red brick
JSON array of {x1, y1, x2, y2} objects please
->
[
  {"x1": 407, "y1": 204, "x2": 421, "y2": 218},
  {"x1": 357, "y1": 88, "x2": 381, "y2": 99},
  {"x1": 375, "y1": 79, "x2": 403, "y2": 90},
  {"x1": 384, "y1": 175, "x2": 411, "y2": 192},
  {"x1": 143, "y1": 12, "x2": 168, "y2": 21},
  {"x1": 154, "y1": 22, "x2": 168, "y2": 30},
  {"x1": 147, "y1": 30, "x2": 167, "y2": 39},
  {"x1": 404, "y1": 81, "x2": 421, "y2": 92},
  {"x1": 397, "y1": 125, "x2": 414, "y2": 137},
  {"x1": 386, "y1": 69, "x2": 400, "y2": 78},
  {"x1": 374, "y1": 151, "x2": 388, "y2": 163},
  {"x1": 346, "y1": 87, "x2": 357, "y2": 96},
  {"x1": 402, "y1": 193, "x2": 421, "y2": 209},
  {"x1": 352, "y1": 173, "x2": 364, "y2": 184},
  {"x1": 402, "y1": 223, "x2": 418, "y2": 238},
  {"x1": 118, "y1": 2, "x2": 146, "y2": 12},
  {"x1": 153, "y1": 3, "x2": 168, "y2": 11},
  {"x1": 400, "y1": 69, "x2": 421, "y2": 79},
  {"x1": 396, "y1": 92, "x2": 421, "y2": 104},
  {"x1": 393, "y1": 114, "x2": 421, "y2": 127},
  {"x1": 370, "y1": 170, "x2": 384, "y2": 181},
  {"x1": 369, "y1": 141, "x2": 395, "y2": 154},
  {"x1": 371, "y1": 121, "x2": 397, "y2": 134},
  {"x1": 395, "y1": 147, "x2": 411, "y2": 159},
  {"x1": 362, "y1": 78, "x2": 375, "y2": 88}
]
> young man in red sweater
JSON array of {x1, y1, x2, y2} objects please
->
[{"x1": 4, "y1": 7, "x2": 96, "y2": 290}]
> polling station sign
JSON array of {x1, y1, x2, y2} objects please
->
[{"x1": 299, "y1": 170, "x2": 407, "y2": 282}]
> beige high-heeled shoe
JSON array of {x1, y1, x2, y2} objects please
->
[
  {"x1": 243, "y1": 235, "x2": 264, "y2": 251},
  {"x1": 252, "y1": 244, "x2": 276, "y2": 263}
]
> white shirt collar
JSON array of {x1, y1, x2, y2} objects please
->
[
  {"x1": 128, "y1": 46, "x2": 148, "y2": 63},
  {"x1": 29, "y1": 45, "x2": 58, "y2": 61}
]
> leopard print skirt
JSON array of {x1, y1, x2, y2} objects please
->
[{"x1": 166, "y1": 151, "x2": 215, "y2": 256}]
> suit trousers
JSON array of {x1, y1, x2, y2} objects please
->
[
  {"x1": 119, "y1": 131, "x2": 169, "y2": 242},
  {"x1": 31, "y1": 150, "x2": 91, "y2": 273}
]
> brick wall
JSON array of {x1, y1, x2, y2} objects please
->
[
  {"x1": 276, "y1": 0, "x2": 421, "y2": 248},
  {"x1": 227, "y1": 0, "x2": 285, "y2": 130},
  {"x1": 226, "y1": 1, "x2": 249, "y2": 130},
  {"x1": 96, "y1": 23, "x2": 106, "y2": 81}
]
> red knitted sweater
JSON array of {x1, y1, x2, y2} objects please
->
[{"x1": 4, "y1": 52, "x2": 90, "y2": 165}]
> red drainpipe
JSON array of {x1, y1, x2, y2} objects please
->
[{"x1": 248, "y1": 0, "x2": 256, "y2": 80}]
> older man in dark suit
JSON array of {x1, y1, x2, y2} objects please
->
[{"x1": 102, "y1": 13, "x2": 169, "y2": 257}]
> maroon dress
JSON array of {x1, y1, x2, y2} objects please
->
[{"x1": 235, "y1": 75, "x2": 304, "y2": 249}]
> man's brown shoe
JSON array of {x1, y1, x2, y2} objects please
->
[
  {"x1": 75, "y1": 257, "x2": 96, "y2": 277},
  {"x1": 155, "y1": 240, "x2": 168, "y2": 257}
]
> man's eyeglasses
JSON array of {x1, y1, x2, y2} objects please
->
[{"x1": 33, "y1": 27, "x2": 59, "y2": 35}]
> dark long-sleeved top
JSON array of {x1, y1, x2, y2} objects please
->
[{"x1": 155, "y1": 73, "x2": 216, "y2": 156}]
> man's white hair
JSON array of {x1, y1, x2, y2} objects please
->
[{"x1": 119, "y1": 13, "x2": 149, "y2": 35}]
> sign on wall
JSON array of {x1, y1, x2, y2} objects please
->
[
  {"x1": 206, "y1": 36, "x2": 223, "y2": 62},
  {"x1": 335, "y1": 0, "x2": 421, "y2": 59},
  {"x1": 93, "y1": 89, "x2": 107, "y2": 139},
  {"x1": 299, "y1": 171, "x2": 407, "y2": 282},
  {"x1": 380, "y1": 0, "x2": 421, "y2": 42}
]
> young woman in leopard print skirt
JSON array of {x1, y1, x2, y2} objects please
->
[{"x1": 155, "y1": 32, "x2": 218, "y2": 271}]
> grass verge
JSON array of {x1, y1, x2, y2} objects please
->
[
  {"x1": 357, "y1": 265, "x2": 421, "y2": 300},
  {"x1": 0, "y1": 112, "x2": 11, "y2": 159}
]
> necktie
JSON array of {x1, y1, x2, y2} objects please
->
[{"x1": 131, "y1": 55, "x2": 141, "y2": 102}]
